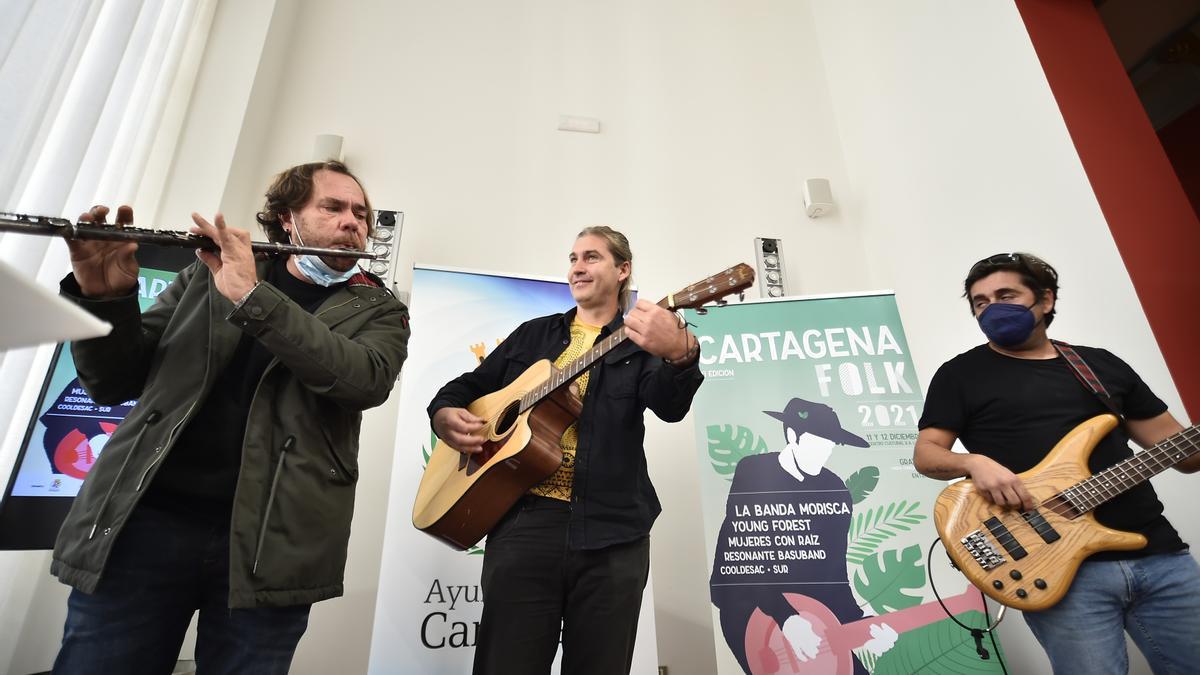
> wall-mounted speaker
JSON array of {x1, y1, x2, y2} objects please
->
[{"x1": 803, "y1": 178, "x2": 834, "y2": 218}]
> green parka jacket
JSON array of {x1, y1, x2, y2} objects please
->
[{"x1": 51, "y1": 258, "x2": 410, "y2": 608}]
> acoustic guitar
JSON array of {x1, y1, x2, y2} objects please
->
[
  {"x1": 934, "y1": 414, "x2": 1199, "y2": 611},
  {"x1": 413, "y1": 264, "x2": 756, "y2": 550}
]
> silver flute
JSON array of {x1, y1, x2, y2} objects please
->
[{"x1": 0, "y1": 212, "x2": 377, "y2": 260}]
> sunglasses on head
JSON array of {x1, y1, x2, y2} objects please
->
[{"x1": 969, "y1": 252, "x2": 1058, "y2": 281}]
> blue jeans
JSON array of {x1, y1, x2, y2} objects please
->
[
  {"x1": 1022, "y1": 550, "x2": 1200, "y2": 675},
  {"x1": 53, "y1": 504, "x2": 311, "y2": 675}
]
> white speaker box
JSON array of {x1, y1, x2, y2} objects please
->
[{"x1": 803, "y1": 178, "x2": 834, "y2": 218}]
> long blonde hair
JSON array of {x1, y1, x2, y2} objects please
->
[{"x1": 577, "y1": 225, "x2": 633, "y2": 313}]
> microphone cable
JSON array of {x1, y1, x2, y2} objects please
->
[{"x1": 926, "y1": 536, "x2": 1010, "y2": 675}]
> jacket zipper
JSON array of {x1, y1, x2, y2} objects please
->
[
  {"x1": 252, "y1": 435, "x2": 295, "y2": 575},
  {"x1": 132, "y1": 407, "x2": 192, "y2": 493},
  {"x1": 88, "y1": 411, "x2": 161, "y2": 539},
  {"x1": 244, "y1": 292, "x2": 367, "y2": 574},
  {"x1": 133, "y1": 307, "x2": 217, "y2": 492},
  {"x1": 136, "y1": 284, "x2": 222, "y2": 492},
  {"x1": 239, "y1": 291, "x2": 360, "y2": 575}
]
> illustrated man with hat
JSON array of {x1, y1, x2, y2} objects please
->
[{"x1": 710, "y1": 397, "x2": 896, "y2": 674}]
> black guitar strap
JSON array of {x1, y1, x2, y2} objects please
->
[{"x1": 1051, "y1": 339, "x2": 1125, "y2": 421}]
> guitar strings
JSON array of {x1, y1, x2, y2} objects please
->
[{"x1": 976, "y1": 426, "x2": 1199, "y2": 552}]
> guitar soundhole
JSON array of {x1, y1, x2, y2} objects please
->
[{"x1": 494, "y1": 402, "x2": 520, "y2": 437}]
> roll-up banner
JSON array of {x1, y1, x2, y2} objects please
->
[
  {"x1": 687, "y1": 292, "x2": 1006, "y2": 675},
  {"x1": 369, "y1": 266, "x2": 659, "y2": 674}
]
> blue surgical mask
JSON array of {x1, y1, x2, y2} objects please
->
[
  {"x1": 978, "y1": 302, "x2": 1038, "y2": 347},
  {"x1": 288, "y1": 212, "x2": 358, "y2": 287}
]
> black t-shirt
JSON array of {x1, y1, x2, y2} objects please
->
[
  {"x1": 142, "y1": 257, "x2": 339, "y2": 522},
  {"x1": 919, "y1": 344, "x2": 1184, "y2": 560}
]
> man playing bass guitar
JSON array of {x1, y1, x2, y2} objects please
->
[
  {"x1": 427, "y1": 226, "x2": 703, "y2": 675},
  {"x1": 913, "y1": 252, "x2": 1200, "y2": 675}
]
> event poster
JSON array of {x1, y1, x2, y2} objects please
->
[
  {"x1": 369, "y1": 266, "x2": 659, "y2": 674},
  {"x1": 687, "y1": 292, "x2": 1005, "y2": 675},
  {"x1": 8, "y1": 266, "x2": 179, "y2": 497}
]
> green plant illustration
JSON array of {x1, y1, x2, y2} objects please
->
[
  {"x1": 706, "y1": 424, "x2": 769, "y2": 478},
  {"x1": 846, "y1": 500, "x2": 926, "y2": 564},
  {"x1": 871, "y1": 611, "x2": 1004, "y2": 674},
  {"x1": 853, "y1": 648, "x2": 879, "y2": 674},
  {"x1": 422, "y1": 430, "x2": 437, "y2": 467},
  {"x1": 852, "y1": 545, "x2": 926, "y2": 614},
  {"x1": 846, "y1": 466, "x2": 880, "y2": 504}
]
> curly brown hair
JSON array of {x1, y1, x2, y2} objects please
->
[{"x1": 255, "y1": 161, "x2": 374, "y2": 243}]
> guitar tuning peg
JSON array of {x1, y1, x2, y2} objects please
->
[
  {"x1": 696, "y1": 307, "x2": 708, "y2": 315},
  {"x1": 716, "y1": 300, "x2": 727, "y2": 307},
  {"x1": 738, "y1": 291, "x2": 745, "y2": 301}
]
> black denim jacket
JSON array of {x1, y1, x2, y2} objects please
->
[{"x1": 428, "y1": 308, "x2": 704, "y2": 550}]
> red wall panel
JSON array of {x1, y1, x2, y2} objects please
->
[{"x1": 1015, "y1": 0, "x2": 1200, "y2": 418}]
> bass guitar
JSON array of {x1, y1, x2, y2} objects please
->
[
  {"x1": 934, "y1": 414, "x2": 1199, "y2": 611},
  {"x1": 413, "y1": 264, "x2": 756, "y2": 549}
]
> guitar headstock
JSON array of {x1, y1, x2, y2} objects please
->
[{"x1": 660, "y1": 263, "x2": 756, "y2": 311}]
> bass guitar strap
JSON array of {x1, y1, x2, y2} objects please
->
[{"x1": 1051, "y1": 339, "x2": 1125, "y2": 422}]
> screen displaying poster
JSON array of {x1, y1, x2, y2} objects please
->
[
  {"x1": 369, "y1": 266, "x2": 660, "y2": 674},
  {"x1": 0, "y1": 247, "x2": 193, "y2": 549},
  {"x1": 687, "y1": 292, "x2": 1005, "y2": 675}
]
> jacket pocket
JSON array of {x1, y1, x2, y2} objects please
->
[
  {"x1": 89, "y1": 410, "x2": 161, "y2": 540},
  {"x1": 319, "y1": 414, "x2": 359, "y2": 485},
  {"x1": 253, "y1": 435, "x2": 293, "y2": 575},
  {"x1": 601, "y1": 351, "x2": 642, "y2": 399}
]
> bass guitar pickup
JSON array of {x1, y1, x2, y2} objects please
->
[{"x1": 1022, "y1": 509, "x2": 1062, "y2": 544}]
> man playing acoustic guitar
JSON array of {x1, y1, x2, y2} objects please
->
[
  {"x1": 913, "y1": 252, "x2": 1200, "y2": 674},
  {"x1": 427, "y1": 226, "x2": 703, "y2": 675}
]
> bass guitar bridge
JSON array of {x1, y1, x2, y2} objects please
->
[{"x1": 961, "y1": 530, "x2": 1005, "y2": 570}]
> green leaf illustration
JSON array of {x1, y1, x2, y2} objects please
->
[
  {"x1": 422, "y1": 430, "x2": 437, "y2": 468},
  {"x1": 706, "y1": 424, "x2": 769, "y2": 477},
  {"x1": 853, "y1": 647, "x2": 879, "y2": 674},
  {"x1": 872, "y1": 611, "x2": 1006, "y2": 674},
  {"x1": 853, "y1": 545, "x2": 926, "y2": 614},
  {"x1": 846, "y1": 500, "x2": 926, "y2": 564},
  {"x1": 417, "y1": 432, "x2": 484, "y2": 555},
  {"x1": 846, "y1": 466, "x2": 880, "y2": 504}
]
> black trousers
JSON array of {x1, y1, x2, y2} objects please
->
[{"x1": 473, "y1": 496, "x2": 651, "y2": 675}]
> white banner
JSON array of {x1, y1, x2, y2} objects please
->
[{"x1": 369, "y1": 266, "x2": 659, "y2": 674}]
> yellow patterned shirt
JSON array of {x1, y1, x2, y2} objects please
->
[{"x1": 529, "y1": 318, "x2": 601, "y2": 501}]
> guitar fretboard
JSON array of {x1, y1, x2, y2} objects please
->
[
  {"x1": 511, "y1": 263, "x2": 754, "y2": 414},
  {"x1": 518, "y1": 326, "x2": 631, "y2": 412},
  {"x1": 1058, "y1": 425, "x2": 1199, "y2": 514}
]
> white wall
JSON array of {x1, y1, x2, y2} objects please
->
[{"x1": 3, "y1": 1, "x2": 1192, "y2": 674}]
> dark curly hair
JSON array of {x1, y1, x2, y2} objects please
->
[
  {"x1": 963, "y1": 252, "x2": 1059, "y2": 326},
  {"x1": 255, "y1": 161, "x2": 374, "y2": 243}
]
